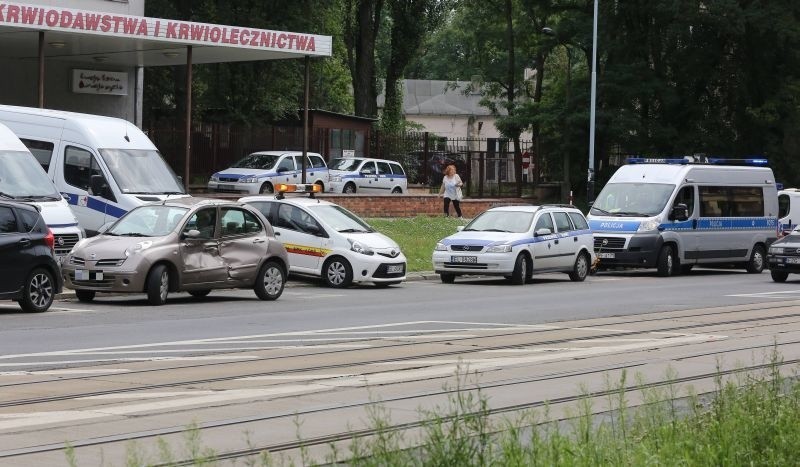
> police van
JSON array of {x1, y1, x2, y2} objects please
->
[
  {"x1": 778, "y1": 188, "x2": 800, "y2": 235},
  {"x1": 587, "y1": 157, "x2": 778, "y2": 276},
  {"x1": 0, "y1": 105, "x2": 187, "y2": 236}
]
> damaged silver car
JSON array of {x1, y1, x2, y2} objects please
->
[{"x1": 62, "y1": 198, "x2": 289, "y2": 305}]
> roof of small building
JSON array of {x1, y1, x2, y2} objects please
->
[{"x1": 378, "y1": 79, "x2": 501, "y2": 117}]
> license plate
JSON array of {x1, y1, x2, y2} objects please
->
[
  {"x1": 597, "y1": 252, "x2": 616, "y2": 259},
  {"x1": 75, "y1": 269, "x2": 103, "y2": 281},
  {"x1": 218, "y1": 184, "x2": 234, "y2": 191},
  {"x1": 786, "y1": 257, "x2": 800, "y2": 264},
  {"x1": 387, "y1": 264, "x2": 404, "y2": 274},
  {"x1": 451, "y1": 256, "x2": 478, "y2": 263}
]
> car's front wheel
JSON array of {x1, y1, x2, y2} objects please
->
[
  {"x1": 19, "y1": 268, "x2": 55, "y2": 313},
  {"x1": 323, "y1": 256, "x2": 353, "y2": 288},
  {"x1": 746, "y1": 245, "x2": 765, "y2": 273},
  {"x1": 569, "y1": 252, "x2": 590, "y2": 282},
  {"x1": 440, "y1": 273, "x2": 456, "y2": 284},
  {"x1": 391, "y1": 187, "x2": 402, "y2": 194},
  {"x1": 343, "y1": 183, "x2": 357, "y2": 194},
  {"x1": 75, "y1": 289, "x2": 96, "y2": 302},
  {"x1": 656, "y1": 245, "x2": 676, "y2": 277},
  {"x1": 146, "y1": 264, "x2": 170, "y2": 306},
  {"x1": 509, "y1": 254, "x2": 528, "y2": 285},
  {"x1": 259, "y1": 182, "x2": 274, "y2": 194},
  {"x1": 254, "y1": 261, "x2": 285, "y2": 300},
  {"x1": 771, "y1": 270, "x2": 789, "y2": 283}
]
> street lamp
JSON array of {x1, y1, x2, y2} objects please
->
[{"x1": 588, "y1": 0, "x2": 598, "y2": 204}]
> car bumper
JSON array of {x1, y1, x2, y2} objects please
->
[
  {"x1": 327, "y1": 181, "x2": 346, "y2": 193},
  {"x1": 207, "y1": 181, "x2": 260, "y2": 194},
  {"x1": 62, "y1": 264, "x2": 148, "y2": 292},
  {"x1": 767, "y1": 255, "x2": 800, "y2": 273},
  {"x1": 432, "y1": 251, "x2": 517, "y2": 275},
  {"x1": 592, "y1": 233, "x2": 662, "y2": 268},
  {"x1": 348, "y1": 252, "x2": 407, "y2": 283}
]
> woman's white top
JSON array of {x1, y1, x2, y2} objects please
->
[{"x1": 442, "y1": 174, "x2": 463, "y2": 200}]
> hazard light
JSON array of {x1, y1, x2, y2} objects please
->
[{"x1": 275, "y1": 183, "x2": 322, "y2": 199}]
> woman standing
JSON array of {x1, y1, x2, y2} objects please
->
[{"x1": 439, "y1": 164, "x2": 464, "y2": 219}]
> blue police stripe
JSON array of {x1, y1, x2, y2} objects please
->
[
  {"x1": 588, "y1": 220, "x2": 641, "y2": 232},
  {"x1": 64, "y1": 193, "x2": 128, "y2": 219},
  {"x1": 442, "y1": 229, "x2": 592, "y2": 248}
]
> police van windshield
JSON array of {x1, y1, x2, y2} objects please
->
[
  {"x1": 591, "y1": 183, "x2": 675, "y2": 217},
  {"x1": 100, "y1": 149, "x2": 185, "y2": 195},
  {"x1": 0, "y1": 150, "x2": 61, "y2": 200},
  {"x1": 330, "y1": 158, "x2": 363, "y2": 171},
  {"x1": 232, "y1": 153, "x2": 280, "y2": 169}
]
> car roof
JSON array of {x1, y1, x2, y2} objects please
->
[
  {"x1": 249, "y1": 151, "x2": 322, "y2": 157},
  {"x1": 0, "y1": 200, "x2": 40, "y2": 213},
  {"x1": 155, "y1": 197, "x2": 247, "y2": 209},
  {"x1": 239, "y1": 195, "x2": 337, "y2": 208},
  {"x1": 487, "y1": 204, "x2": 584, "y2": 214},
  {"x1": 330, "y1": 156, "x2": 402, "y2": 165}
]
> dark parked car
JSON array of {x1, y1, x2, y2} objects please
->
[
  {"x1": 0, "y1": 200, "x2": 61, "y2": 312},
  {"x1": 768, "y1": 227, "x2": 800, "y2": 282}
]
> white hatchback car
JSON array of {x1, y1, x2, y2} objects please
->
[
  {"x1": 327, "y1": 157, "x2": 407, "y2": 194},
  {"x1": 432, "y1": 205, "x2": 595, "y2": 284},
  {"x1": 241, "y1": 186, "x2": 407, "y2": 287}
]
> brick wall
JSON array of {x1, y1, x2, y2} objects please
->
[{"x1": 316, "y1": 194, "x2": 533, "y2": 218}]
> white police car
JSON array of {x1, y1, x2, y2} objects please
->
[
  {"x1": 208, "y1": 151, "x2": 328, "y2": 195},
  {"x1": 327, "y1": 157, "x2": 407, "y2": 194},
  {"x1": 241, "y1": 184, "x2": 407, "y2": 287},
  {"x1": 432, "y1": 205, "x2": 595, "y2": 284}
]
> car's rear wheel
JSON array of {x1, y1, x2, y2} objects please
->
[
  {"x1": 746, "y1": 245, "x2": 765, "y2": 273},
  {"x1": 255, "y1": 261, "x2": 285, "y2": 300},
  {"x1": 656, "y1": 245, "x2": 676, "y2": 277},
  {"x1": 314, "y1": 181, "x2": 325, "y2": 192},
  {"x1": 20, "y1": 268, "x2": 55, "y2": 313},
  {"x1": 259, "y1": 182, "x2": 274, "y2": 194},
  {"x1": 391, "y1": 187, "x2": 402, "y2": 194},
  {"x1": 569, "y1": 252, "x2": 590, "y2": 282},
  {"x1": 323, "y1": 256, "x2": 353, "y2": 288},
  {"x1": 146, "y1": 264, "x2": 170, "y2": 306},
  {"x1": 509, "y1": 254, "x2": 528, "y2": 285},
  {"x1": 188, "y1": 289, "x2": 211, "y2": 298},
  {"x1": 440, "y1": 273, "x2": 456, "y2": 284},
  {"x1": 343, "y1": 183, "x2": 356, "y2": 194},
  {"x1": 771, "y1": 270, "x2": 789, "y2": 283},
  {"x1": 75, "y1": 289, "x2": 96, "y2": 302}
]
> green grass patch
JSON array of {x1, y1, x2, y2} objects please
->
[{"x1": 367, "y1": 216, "x2": 467, "y2": 272}]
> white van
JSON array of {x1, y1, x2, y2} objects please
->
[
  {"x1": 587, "y1": 157, "x2": 779, "y2": 276},
  {"x1": 0, "y1": 105, "x2": 187, "y2": 236},
  {"x1": 327, "y1": 157, "x2": 408, "y2": 194},
  {"x1": 778, "y1": 188, "x2": 800, "y2": 235},
  {"x1": 0, "y1": 122, "x2": 83, "y2": 259}
]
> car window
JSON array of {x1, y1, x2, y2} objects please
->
[
  {"x1": 220, "y1": 208, "x2": 262, "y2": 236},
  {"x1": 19, "y1": 138, "x2": 54, "y2": 172},
  {"x1": 275, "y1": 204, "x2": 321, "y2": 234},
  {"x1": 552, "y1": 212, "x2": 574, "y2": 232},
  {"x1": 248, "y1": 201, "x2": 275, "y2": 225},
  {"x1": 277, "y1": 157, "x2": 295, "y2": 172},
  {"x1": 360, "y1": 161, "x2": 376, "y2": 175},
  {"x1": 389, "y1": 163, "x2": 405, "y2": 175},
  {"x1": 674, "y1": 185, "x2": 695, "y2": 217},
  {"x1": 568, "y1": 212, "x2": 589, "y2": 230},
  {"x1": 64, "y1": 146, "x2": 104, "y2": 192},
  {"x1": 184, "y1": 208, "x2": 217, "y2": 239},
  {"x1": 0, "y1": 206, "x2": 18, "y2": 233},
  {"x1": 376, "y1": 161, "x2": 392, "y2": 175},
  {"x1": 310, "y1": 155, "x2": 327, "y2": 168},
  {"x1": 18, "y1": 208, "x2": 43, "y2": 233},
  {"x1": 534, "y1": 213, "x2": 554, "y2": 233}
]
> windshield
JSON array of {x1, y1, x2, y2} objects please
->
[
  {"x1": 108, "y1": 205, "x2": 188, "y2": 237},
  {"x1": 0, "y1": 151, "x2": 60, "y2": 200},
  {"x1": 330, "y1": 158, "x2": 363, "y2": 171},
  {"x1": 232, "y1": 153, "x2": 280, "y2": 170},
  {"x1": 309, "y1": 204, "x2": 373, "y2": 232},
  {"x1": 100, "y1": 149, "x2": 185, "y2": 195},
  {"x1": 464, "y1": 211, "x2": 535, "y2": 233},
  {"x1": 590, "y1": 183, "x2": 675, "y2": 217}
]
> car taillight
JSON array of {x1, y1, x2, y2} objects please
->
[{"x1": 44, "y1": 228, "x2": 55, "y2": 253}]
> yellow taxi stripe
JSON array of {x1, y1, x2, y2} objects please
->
[{"x1": 283, "y1": 243, "x2": 332, "y2": 258}]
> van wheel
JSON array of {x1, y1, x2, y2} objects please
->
[
  {"x1": 323, "y1": 257, "x2": 353, "y2": 288},
  {"x1": 440, "y1": 273, "x2": 456, "y2": 284},
  {"x1": 20, "y1": 268, "x2": 55, "y2": 313},
  {"x1": 746, "y1": 245, "x2": 765, "y2": 273},
  {"x1": 509, "y1": 254, "x2": 527, "y2": 285},
  {"x1": 771, "y1": 270, "x2": 789, "y2": 283},
  {"x1": 146, "y1": 264, "x2": 170, "y2": 306},
  {"x1": 75, "y1": 289, "x2": 96, "y2": 302},
  {"x1": 569, "y1": 252, "x2": 590, "y2": 282},
  {"x1": 656, "y1": 245, "x2": 676, "y2": 277},
  {"x1": 343, "y1": 183, "x2": 357, "y2": 194},
  {"x1": 259, "y1": 182, "x2": 274, "y2": 194},
  {"x1": 391, "y1": 187, "x2": 402, "y2": 194},
  {"x1": 254, "y1": 261, "x2": 286, "y2": 300}
]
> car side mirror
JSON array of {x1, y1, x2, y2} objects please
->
[
  {"x1": 276, "y1": 167, "x2": 288, "y2": 173},
  {"x1": 535, "y1": 228, "x2": 552, "y2": 237},
  {"x1": 456, "y1": 225, "x2": 464, "y2": 232},
  {"x1": 669, "y1": 203, "x2": 689, "y2": 221},
  {"x1": 182, "y1": 229, "x2": 201, "y2": 239},
  {"x1": 90, "y1": 174, "x2": 108, "y2": 198}
]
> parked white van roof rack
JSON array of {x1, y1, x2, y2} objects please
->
[{"x1": 626, "y1": 156, "x2": 768, "y2": 166}]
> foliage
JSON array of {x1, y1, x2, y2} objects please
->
[{"x1": 367, "y1": 216, "x2": 468, "y2": 272}]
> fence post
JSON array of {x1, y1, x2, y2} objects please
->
[
  {"x1": 423, "y1": 132, "x2": 430, "y2": 185},
  {"x1": 478, "y1": 151, "x2": 485, "y2": 198}
]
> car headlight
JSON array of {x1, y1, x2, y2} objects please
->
[
  {"x1": 210, "y1": 174, "x2": 220, "y2": 182},
  {"x1": 330, "y1": 175, "x2": 342, "y2": 182},
  {"x1": 637, "y1": 219, "x2": 661, "y2": 232},
  {"x1": 769, "y1": 246, "x2": 784, "y2": 255},
  {"x1": 125, "y1": 240, "x2": 153, "y2": 257},
  {"x1": 348, "y1": 239, "x2": 374, "y2": 256},
  {"x1": 434, "y1": 242, "x2": 448, "y2": 251},
  {"x1": 240, "y1": 176, "x2": 259, "y2": 183},
  {"x1": 486, "y1": 244, "x2": 513, "y2": 253}
]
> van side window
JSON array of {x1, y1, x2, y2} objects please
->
[
  {"x1": 674, "y1": 186, "x2": 695, "y2": 217},
  {"x1": 19, "y1": 139, "x2": 54, "y2": 173},
  {"x1": 0, "y1": 207, "x2": 18, "y2": 233},
  {"x1": 64, "y1": 146, "x2": 103, "y2": 192},
  {"x1": 552, "y1": 212, "x2": 574, "y2": 232},
  {"x1": 376, "y1": 161, "x2": 392, "y2": 175},
  {"x1": 360, "y1": 161, "x2": 377, "y2": 175},
  {"x1": 700, "y1": 186, "x2": 764, "y2": 217},
  {"x1": 390, "y1": 163, "x2": 405, "y2": 175},
  {"x1": 699, "y1": 186, "x2": 727, "y2": 217},
  {"x1": 779, "y1": 194, "x2": 790, "y2": 219}
]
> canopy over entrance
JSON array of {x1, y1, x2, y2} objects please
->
[{"x1": 0, "y1": 1, "x2": 332, "y2": 186}]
